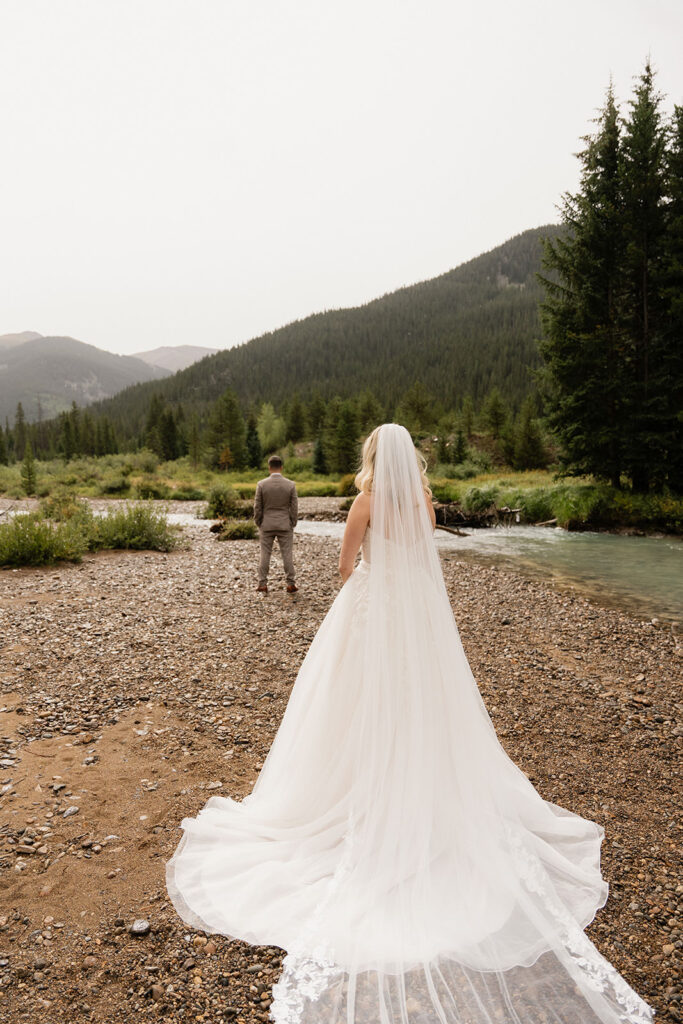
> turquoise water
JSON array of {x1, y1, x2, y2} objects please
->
[{"x1": 294, "y1": 521, "x2": 683, "y2": 625}]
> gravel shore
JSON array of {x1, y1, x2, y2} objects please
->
[{"x1": 0, "y1": 500, "x2": 680, "y2": 1022}]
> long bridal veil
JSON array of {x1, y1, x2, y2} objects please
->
[{"x1": 166, "y1": 423, "x2": 653, "y2": 1024}]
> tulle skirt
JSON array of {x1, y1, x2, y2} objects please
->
[{"x1": 166, "y1": 559, "x2": 653, "y2": 1024}]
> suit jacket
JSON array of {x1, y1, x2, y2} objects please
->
[{"x1": 254, "y1": 474, "x2": 298, "y2": 532}]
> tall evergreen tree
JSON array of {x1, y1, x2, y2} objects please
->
[
  {"x1": 460, "y1": 395, "x2": 475, "y2": 437},
  {"x1": 286, "y1": 395, "x2": 306, "y2": 443},
  {"x1": 188, "y1": 414, "x2": 202, "y2": 468},
  {"x1": 334, "y1": 402, "x2": 359, "y2": 474},
  {"x1": 246, "y1": 415, "x2": 262, "y2": 468},
  {"x1": 21, "y1": 438, "x2": 37, "y2": 495},
  {"x1": 620, "y1": 60, "x2": 668, "y2": 491},
  {"x1": 540, "y1": 83, "x2": 627, "y2": 487},
  {"x1": 306, "y1": 392, "x2": 327, "y2": 436},
  {"x1": 14, "y1": 402, "x2": 27, "y2": 460},
  {"x1": 513, "y1": 397, "x2": 548, "y2": 470},
  {"x1": 660, "y1": 104, "x2": 683, "y2": 491},
  {"x1": 481, "y1": 387, "x2": 508, "y2": 438},
  {"x1": 208, "y1": 389, "x2": 247, "y2": 469},
  {"x1": 0, "y1": 426, "x2": 7, "y2": 466},
  {"x1": 312, "y1": 435, "x2": 328, "y2": 474}
]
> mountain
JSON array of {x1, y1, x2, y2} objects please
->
[
  {"x1": 0, "y1": 336, "x2": 169, "y2": 423},
  {"x1": 134, "y1": 345, "x2": 219, "y2": 373},
  {"x1": 0, "y1": 331, "x2": 43, "y2": 349},
  {"x1": 83, "y1": 225, "x2": 561, "y2": 434}
]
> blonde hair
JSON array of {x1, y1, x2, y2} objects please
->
[{"x1": 354, "y1": 424, "x2": 432, "y2": 497}]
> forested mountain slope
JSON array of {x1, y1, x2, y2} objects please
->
[{"x1": 88, "y1": 225, "x2": 559, "y2": 430}]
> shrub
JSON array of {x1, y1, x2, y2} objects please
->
[
  {"x1": 132, "y1": 450, "x2": 159, "y2": 474},
  {"x1": 40, "y1": 492, "x2": 91, "y2": 522},
  {"x1": 90, "y1": 504, "x2": 177, "y2": 552},
  {"x1": 205, "y1": 484, "x2": 240, "y2": 518},
  {"x1": 216, "y1": 519, "x2": 258, "y2": 540},
  {"x1": 172, "y1": 486, "x2": 205, "y2": 501},
  {"x1": 135, "y1": 478, "x2": 170, "y2": 500},
  {"x1": 337, "y1": 474, "x2": 358, "y2": 497},
  {"x1": 461, "y1": 485, "x2": 501, "y2": 515},
  {"x1": 0, "y1": 513, "x2": 87, "y2": 566},
  {"x1": 99, "y1": 474, "x2": 130, "y2": 495}
]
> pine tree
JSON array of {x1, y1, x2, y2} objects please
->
[
  {"x1": 188, "y1": 414, "x2": 202, "y2": 468},
  {"x1": 540, "y1": 83, "x2": 627, "y2": 487},
  {"x1": 460, "y1": 395, "x2": 475, "y2": 437},
  {"x1": 452, "y1": 428, "x2": 467, "y2": 465},
  {"x1": 334, "y1": 402, "x2": 359, "y2": 474},
  {"x1": 306, "y1": 393, "x2": 327, "y2": 436},
  {"x1": 208, "y1": 389, "x2": 247, "y2": 469},
  {"x1": 620, "y1": 60, "x2": 668, "y2": 491},
  {"x1": 397, "y1": 381, "x2": 434, "y2": 432},
  {"x1": 660, "y1": 105, "x2": 683, "y2": 491},
  {"x1": 0, "y1": 426, "x2": 7, "y2": 466},
  {"x1": 312, "y1": 436, "x2": 328, "y2": 474},
  {"x1": 358, "y1": 390, "x2": 384, "y2": 433},
  {"x1": 14, "y1": 402, "x2": 27, "y2": 460},
  {"x1": 286, "y1": 395, "x2": 306, "y2": 443},
  {"x1": 513, "y1": 397, "x2": 547, "y2": 470},
  {"x1": 21, "y1": 437, "x2": 37, "y2": 495},
  {"x1": 59, "y1": 412, "x2": 75, "y2": 461},
  {"x1": 159, "y1": 409, "x2": 180, "y2": 461},
  {"x1": 246, "y1": 416, "x2": 262, "y2": 469},
  {"x1": 481, "y1": 387, "x2": 508, "y2": 438}
]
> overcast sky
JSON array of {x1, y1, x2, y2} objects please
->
[{"x1": 2, "y1": 1, "x2": 682, "y2": 357}]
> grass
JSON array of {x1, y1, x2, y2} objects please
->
[{"x1": 0, "y1": 501, "x2": 178, "y2": 567}]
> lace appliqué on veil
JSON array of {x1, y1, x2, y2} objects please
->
[
  {"x1": 505, "y1": 827, "x2": 653, "y2": 1024},
  {"x1": 270, "y1": 813, "x2": 356, "y2": 1024}
]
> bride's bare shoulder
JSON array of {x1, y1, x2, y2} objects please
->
[{"x1": 349, "y1": 490, "x2": 371, "y2": 520}]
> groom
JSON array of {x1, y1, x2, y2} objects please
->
[{"x1": 253, "y1": 455, "x2": 298, "y2": 594}]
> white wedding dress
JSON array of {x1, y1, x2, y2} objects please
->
[{"x1": 166, "y1": 424, "x2": 653, "y2": 1024}]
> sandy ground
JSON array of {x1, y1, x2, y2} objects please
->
[{"x1": 0, "y1": 500, "x2": 681, "y2": 1022}]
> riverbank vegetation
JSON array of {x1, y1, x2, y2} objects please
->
[{"x1": 0, "y1": 499, "x2": 177, "y2": 567}]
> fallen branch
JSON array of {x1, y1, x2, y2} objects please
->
[{"x1": 435, "y1": 524, "x2": 470, "y2": 538}]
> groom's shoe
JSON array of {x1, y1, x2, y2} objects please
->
[
  {"x1": 286, "y1": 584, "x2": 298, "y2": 593},
  {"x1": 256, "y1": 584, "x2": 268, "y2": 593}
]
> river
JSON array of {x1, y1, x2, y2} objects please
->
[{"x1": 293, "y1": 520, "x2": 682, "y2": 625}]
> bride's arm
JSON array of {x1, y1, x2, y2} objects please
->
[
  {"x1": 338, "y1": 492, "x2": 370, "y2": 582},
  {"x1": 425, "y1": 490, "x2": 436, "y2": 529}
]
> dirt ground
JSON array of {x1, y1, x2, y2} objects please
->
[{"x1": 0, "y1": 500, "x2": 680, "y2": 1022}]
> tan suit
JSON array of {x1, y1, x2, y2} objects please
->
[{"x1": 254, "y1": 473, "x2": 298, "y2": 586}]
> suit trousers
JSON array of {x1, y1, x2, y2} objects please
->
[{"x1": 259, "y1": 528, "x2": 295, "y2": 586}]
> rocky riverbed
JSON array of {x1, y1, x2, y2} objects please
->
[{"x1": 0, "y1": 499, "x2": 681, "y2": 1022}]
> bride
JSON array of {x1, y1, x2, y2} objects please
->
[{"x1": 166, "y1": 423, "x2": 653, "y2": 1024}]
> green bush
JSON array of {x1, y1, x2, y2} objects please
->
[
  {"x1": 39, "y1": 492, "x2": 91, "y2": 522},
  {"x1": 135, "y1": 477, "x2": 170, "y2": 500},
  {"x1": 172, "y1": 486, "x2": 205, "y2": 501},
  {"x1": 0, "y1": 513, "x2": 87, "y2": 566},
  {"x1": 461, "y1": 485, "x2": 501, "y2": 514},
  {"x1": 205, "y1": 484, "x2": 240, "y2": 518},
  {"x1": 216, "y1": 519, "x2": 258, "y2": 540},
  {"x1": 99, "y1": 474, "x2": 130, "y2": 495},
  {"x1": 337, "y1": 474, "x2": 358, "y2": 497},
  {"x1": 90, "y1": 504, "x2": 177, "y2": 552}
]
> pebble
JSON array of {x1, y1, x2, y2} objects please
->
[{"x1": 129, "y1": 919, "x2": 151, "y2": 936}]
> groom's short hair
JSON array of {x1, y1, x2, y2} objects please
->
[{"x1": 268, "y1": 454, "x2": 283, "y2": 469}]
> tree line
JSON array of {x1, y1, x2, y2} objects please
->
[{"x1": 0, "y1": 381, "x2": 549, "y2": 477}]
